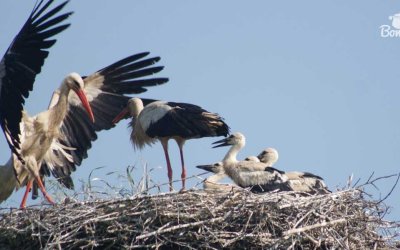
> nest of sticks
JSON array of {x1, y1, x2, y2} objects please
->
[{"x1": 0, "y1": 174, "x2": 399, "y2": 249}]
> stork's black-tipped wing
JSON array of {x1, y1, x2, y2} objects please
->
[
  {"x1": 249, "y1": 182, "x2": 292, "y2": 193},
  {"x1": 0, "y1": 0, "x2": 72, "y2": 160},
  {"x1": 302, "y1": 171, "x2": 324, "y2": 180},
  {"x1": 285, "y1": 171, "x2": 330, "y2": 194},
  {"x1": 146, "y1": 102, "x2": 230, "y2": 139},
  {"x1": 40, "y1": 52, "x2": 168, "y2": 189},
  {"x1": 232, "y1": 162, "x2": 292, "y2": 193}
]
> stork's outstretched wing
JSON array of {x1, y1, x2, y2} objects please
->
[
  {"x1": 0, "y1": 0, "x2": 72, "y2": 160},
  {"x1": 41, "y1": 52, "x2": 167, "y2": 189}
]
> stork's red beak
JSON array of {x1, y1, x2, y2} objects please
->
[
  {"x1": 74, "y1": 89, "x2": 95, "y2": 123},
  {"x1": 112, "y1": 107, "x2": 129, "y2": 124}
]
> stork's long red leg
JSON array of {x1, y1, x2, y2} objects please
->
[
  {"x1": 178, "y1": 144, "x2": 186, "y2": 191},
  {"x1": 20, "y1": 180, "x2": 33, "y2": 209},
  {"x1": 35, "y1": 176, "x2": 55, "y2": 205},
  {"x1": 161, "y1": 139, "x2": 173, "y2": 191}
]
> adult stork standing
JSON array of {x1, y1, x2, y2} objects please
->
[
  {"x1": 0, "y1": 0, "x2": 169, "y2": 207},
  {"x1": 112, "y1": 97, "x2": 230, "y2": 191},
  {"x1": 257, "y1": 148, "x2": 330, "y2": 194},
  {"x1": 197, "y1": 132, "x2": 291, "y2": 193}
]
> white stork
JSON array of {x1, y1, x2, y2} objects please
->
[
  {"x1": 257, "y1": 148, "x2": 279, "y2": 166},
  {"x1": 112, "y1": 97, "x2": 230, "y2": 191},
  {"x1": 197, "y1": 132, "x2": 291, "y2": 193},
  {"x1": 0, "y1": 0, "x2": 169, "y2": 207},
  {"x1": 256, "y1": 148, "x2": 330, "y2": 194},
  {"x1": 196, "y1": 161, "x2": 292, "y2": 193},
  {"x1": 198, "y1": 162, "x2": 237, "y2": 192}
]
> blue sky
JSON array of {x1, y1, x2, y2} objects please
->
[{"x1": 0, "y1": 1, "x2": 399, "y2": 221}]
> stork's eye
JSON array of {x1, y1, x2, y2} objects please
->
[{"x1": 73, "y1": 80, "x2": 80, "y2": 88}]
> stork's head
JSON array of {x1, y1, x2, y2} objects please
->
[
  {"x1": 196, "y1": 162, "x2": 224, "y2": 174},
  {"x1": 212, "y1": 132, "x2": 245, "y2": 148},
  {"x1": 65, "y1": 72, "x2": 84, "y2": 92},
  {"x1": 64, "y1": 73, "x2": 95, "y2": 122},
  {"x1": 112, "y1": 97, "x2": 144, "y2": 124},
  {"x1": 127, "y1": 97, "x2": 144, "y2": 117},
  {"x1": 257, "y1": 147, "x2": 279, "y2": 166}
]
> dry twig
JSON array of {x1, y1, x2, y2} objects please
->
[{"x1": 0, "y1": 175, "x2": 399, "y2": 249}]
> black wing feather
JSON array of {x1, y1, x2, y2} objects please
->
[
  {"x1": 146, "y1": 102, "x2": 230, "y2": 139},
  {"x1": 98, "y1": 53, "x2": 168, "y2": 94},
  {"x1": 265, "y1": 166, "x2": 286, "y2": 175},
  {"x1": 302, "y1": 172, "x2": 324, "y2": 180},
  {"x1": 250, "y1": 182, "x2": 292, "y2": 193},
  {"x1": 98, "y1": 52, "x2": 150, "y2": 74}
]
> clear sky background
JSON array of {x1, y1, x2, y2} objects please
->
[{"x1": 0, "y1": 1, "x2": 399, "y2": 221}]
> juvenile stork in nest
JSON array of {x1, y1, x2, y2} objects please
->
[
  {"x1": 113, "y1": 97, "x2": 230, "y2": 191},
  {"x1": 197, "y1": 132, "x2": 291, "y2": 193},
  {"x1": 257, "y1": 148, "x2": 330, "y2": 194}
]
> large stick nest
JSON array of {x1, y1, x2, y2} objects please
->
[{"x1": 0, "y1": 184, "x2": 399, "y2": 249}]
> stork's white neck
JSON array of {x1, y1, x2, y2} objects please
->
[
  {"x1": 264, "y1": 158, "x2": 277, "y2": 167},
  {"x1": 222, "y1": 140, "x2": 245, "y2": 163},
  {"x1": 49, "y1": 81, "x2": 71, "y2": 125},
  {"x1": 259, "y1": 153, "x2": 278, "y2": 167}
]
